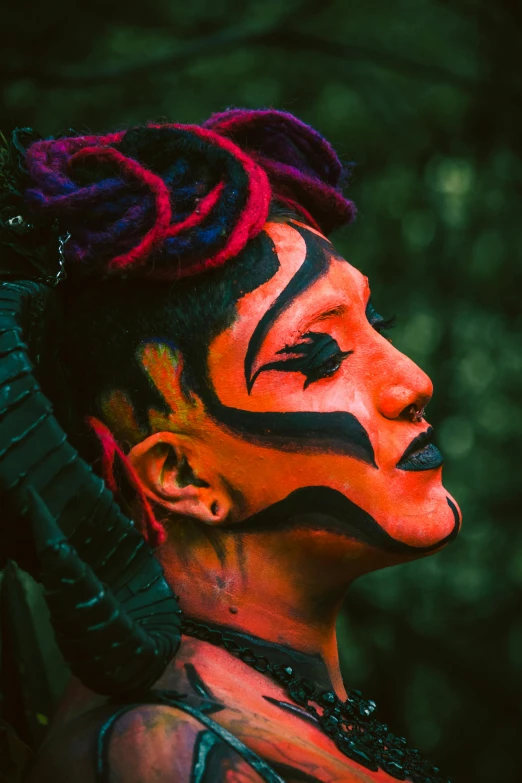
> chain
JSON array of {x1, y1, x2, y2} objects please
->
[
  {"x1": 182, "y1": 619, "x2": 451, "y2": 783},
  {"x1": 54, "y1": 231, "x2": 70, "y2": 286},
  {"x1": 4, "y1": 216, "x2": 69, "y2": 287}
]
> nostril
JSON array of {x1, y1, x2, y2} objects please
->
[
  {"x1": 404, "y1": 404, "x2": 426, "y2": 423},
  {"x1": 378, "y1": 384, "x2": 432, "y2": 421}
]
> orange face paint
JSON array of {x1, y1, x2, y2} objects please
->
[{"x1": 134, "y1": 220, "x2": 460, "y2": 560}]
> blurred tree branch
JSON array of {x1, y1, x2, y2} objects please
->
[
  {"x1": 5, "y1": 25, "x2": 478, "y2": 92},
  {"x1": 349, "y1": 591, "x2": 522, "y2": 720}
]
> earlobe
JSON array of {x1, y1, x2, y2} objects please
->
[{"x1": 127, "y1": 432, "x2": 230, "y2": 526}]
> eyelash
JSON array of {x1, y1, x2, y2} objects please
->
[
  {"x1": 299, "y1": 335, "x2": 351, "y2": 388},
  {"x1": 366, "y1": 303, "x2": 397, "y2": 341},
  {"x1": 251, "y1": 332, "x2": 352, "y2": 390}
]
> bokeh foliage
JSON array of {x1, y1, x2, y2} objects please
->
[{"x1": 1, "y1": 0, "x2": 521, "y2": 780}]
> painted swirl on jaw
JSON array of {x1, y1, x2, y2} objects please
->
[
  {"x1": 200, "y1": 223, "x2": 377, "y2": 468},
  {"x1": 227, "y1": 487, "x2": 461, "y2": 555}
]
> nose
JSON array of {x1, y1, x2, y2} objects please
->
[{"x1": 376, "y1": 353, "x2": 433, "y2": 421}]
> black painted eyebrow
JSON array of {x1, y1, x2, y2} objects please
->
[{"x1": 244, "y1": 224, "x2": 340, "y2": 393}]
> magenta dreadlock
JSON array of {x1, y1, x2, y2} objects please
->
[{"x1": 21, "y1": 110, "x2": 356, "y2": 281}]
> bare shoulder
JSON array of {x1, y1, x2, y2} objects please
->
[{"x1": 27, "y1": 702, "x2": 267, "y2": 783}]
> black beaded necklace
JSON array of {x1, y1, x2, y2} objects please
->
[{"x1": 182, "y1": 619, "x2": 451, "y2": 783}]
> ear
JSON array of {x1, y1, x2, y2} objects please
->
[{"x1": 127, "y1": 432, "x2": 231, "y2": 526}]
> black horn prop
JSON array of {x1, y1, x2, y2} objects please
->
[{"x1": 0, "y1": 280, "x2": 181, "y2": 695}]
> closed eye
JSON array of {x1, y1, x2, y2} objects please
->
[{"x1": 249, "y1": 332, "x2": 353, "y2": 391}]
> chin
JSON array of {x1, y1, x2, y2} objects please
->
[
  {"x1": 380, "y1": 464, "x2": 460, "y2": 545},
  {"x1": 336, "y1": 461, "x2": 461, "y2": 553},
  {"x1": 395, "y1": 488, "x2": 461, "y2": 551}
]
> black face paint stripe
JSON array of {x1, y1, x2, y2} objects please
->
[
  {"x1": 244, "y1": 223, "x2": 338, "y2": 393},
  {"x1": 226, "y1": 488, "x2": 460, "y2": 555},
  {"x1": 445, "y1": 496, "x2": 461, "y2": 537},
  {"x1": 206, "y1": 405, "x2": 377, "y2": 466}
]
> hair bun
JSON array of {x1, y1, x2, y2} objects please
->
[
  {"x1": 205, "y1": 109, "x2": 355, "y2": 236},
  {"x1": 20, "y1": 111, "x2": 355, "y2": 281}
]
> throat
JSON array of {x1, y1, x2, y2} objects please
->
[{"x1": 161, "y1": 514, "x2": 353, "y2": 700}]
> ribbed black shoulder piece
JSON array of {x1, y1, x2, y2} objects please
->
[{"x1": 0, "y1": 281, "x2": 182, "y2": 696}]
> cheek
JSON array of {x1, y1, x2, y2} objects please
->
[
  {"x1": 205, "y1": 423, "x2": 456, "y2": 548},
  {"x1": 323, "y1": 369, "x2": 373, "y2": 426},
  {"x1": 193, "y1": 419, "x2": 333, "y2": 514}
]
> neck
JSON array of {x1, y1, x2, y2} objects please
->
[
  {"x1": 183, "y1": 616, "x2": 338, "y2": 693},
  {"x1": 160, "y1": 519, "x2": 372, "y2": 700}
]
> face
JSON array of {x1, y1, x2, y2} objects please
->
[{"x1": 137, "y1": 221, "x2": 461, "y2": 563}]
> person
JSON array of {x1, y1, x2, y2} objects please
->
[{"x1": 0, "y1": 110, "x2": 460, "y2": 782}]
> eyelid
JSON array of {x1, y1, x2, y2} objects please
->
[{"x1": 296, "y1": 303, "x2": 348, "y2": 339}]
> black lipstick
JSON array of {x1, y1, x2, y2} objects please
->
[{"x1": 396, "y1": 426, "x2": 444, "y2": 471}]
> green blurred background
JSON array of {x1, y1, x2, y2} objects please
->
[{"x1": 1, "y1": 1, "x2": 521, "y2": 781}]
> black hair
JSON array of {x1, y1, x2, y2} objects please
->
[{"x1": 59, "y1": 209, "x2": 290, "y2": 452}]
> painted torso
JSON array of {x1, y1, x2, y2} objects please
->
[{"x1": 31, "y1": 636, "x2": 398, "y2": 783}]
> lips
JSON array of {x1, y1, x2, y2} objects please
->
[{"x1": 396, "y1": 426, "x2": 444, "y2": 471}]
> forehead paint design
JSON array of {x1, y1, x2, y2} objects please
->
[
  {"x1": 244, "y1": 222, "x2": 340, "y2": 392},
  {"x1": 133, "y1": 226, "x2": 376, "y2": 466}
]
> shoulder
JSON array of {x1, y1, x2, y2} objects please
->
[
  {"x1": 102, "y1": 702, "x2": 211, "y2": 781},
  {"x1": 27, "y1": 701, "x2": 267, "y2": 783}
]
